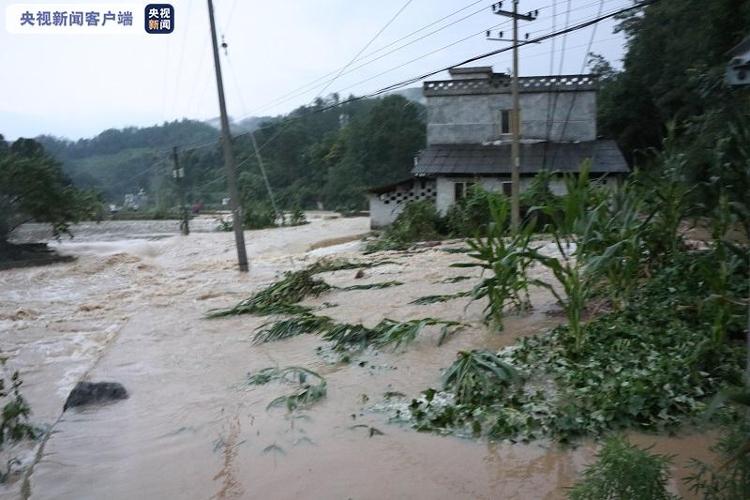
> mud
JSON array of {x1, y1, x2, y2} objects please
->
[{"x1": 0, "y1": 214, "x2": 717, "y2": 499}]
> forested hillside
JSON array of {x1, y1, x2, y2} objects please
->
[{"x1": 37, "y1": 94, "x2": 425, "y2": 212}]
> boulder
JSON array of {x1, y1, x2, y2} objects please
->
[{"x1": 63, "y1": 381, "x2": 128, "y2": 411}]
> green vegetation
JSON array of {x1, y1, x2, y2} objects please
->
[
  {"x1": 407, "y1": 139, "x2": 748, "y2": 441},
  {"x1": 341, "y1": 281, "x2": 402, "y2": 291},
  {"x1": 568, "y1": 436, "x2": 676, "y2": 500},
  {"x1": 409, "y1": 291, "x2": 471, "y2": 305},
  {"x1": 0, "y1": 361, "x2": 35, "y2": 448},
  {"x1": 207, "y1": 267, "x2": 330, "y2": 318},
  {"x1": 207, "y1": 259, "x2": 403, "y2": 319},
  {"x1": 366, "y1": 186, "x2": 512, "y2": 253},
  {"x1": 0, "y1": 359, "x2": 36, "y2": 482},
  {"x1": 253, "y1": 313, "x2": 334, "y2": 344},
  {"x1": 453, "y1": 197, "x2": 534, "y2": 328},
  {"x1": 365, "y1": 200, "x2": 442, "y2": 252},
  {"x1": 0, "y1": 136, "x2": 100, "y2": 246},
  {"x1": 441, "y1": 351, "x2": 517, "y2": 406},
  {"x1": 245, "y1": 366, "x2": 327, "y2": 411}
]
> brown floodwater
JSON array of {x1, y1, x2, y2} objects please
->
[{"x1": 0, "y1": 215, "x2": 717, "y2": 499}]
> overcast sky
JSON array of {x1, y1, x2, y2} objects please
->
[{"x1": 0, "y1": 0, "x2": 632, "y2": 140}]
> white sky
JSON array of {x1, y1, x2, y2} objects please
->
[{"x1": 0, "y1": 0, "x2": 631, "y2": 140}]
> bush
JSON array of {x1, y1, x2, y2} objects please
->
[
  {"x1": 569, "y1": 436, "x2": 676, "y2": 500},
  {"x1": 366, "y1": 200, "x2": 441, "y2": 252},
  {"x1": 244, "y1": 201, "x2": 277, "y2": 229},
  {"x1": 443, "y1": 185, "x2": 507, "y2": 237}
]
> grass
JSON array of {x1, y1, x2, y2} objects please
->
[
  {"x1": 409, "y1": 291, "x2": 471, "y2": 305},
  {"x1": 267, "y1": 381, "x2": 327, "y2": 411}
]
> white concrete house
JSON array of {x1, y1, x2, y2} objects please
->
[{"x1": 368, "y1": 67, "x2": 628, "y2": 228}]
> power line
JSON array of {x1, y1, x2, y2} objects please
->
[
  {"x1": 226, "y1": 0, "x2": 655, "y2": 158},
  {"x1": 314, "y1": 0, "x2": 415, "y2": 101},
  {"x1": 245, "y1": 0, "x2": 496, "y2": 116},
  {"x1": 542, "y1": 0, "x2": 572, "y2": 169},
  {"x1": 247, "y1": 0, "x2": 416, "y2": 155},
  {"x1": 549, "y1": 0, "x2": 606, "y2": 170}
]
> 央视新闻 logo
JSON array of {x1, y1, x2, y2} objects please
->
[{"x1": 145, "y1": 4, "x2": 173, "y2": 34}]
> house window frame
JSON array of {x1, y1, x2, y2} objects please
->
[
  {"x1": 501, "y1": 181, "x2": 513, "y2": 197},
  {"x1": 454, "y1": 181, "x2": 476, "y2": 202},
  {"x1": 500, "y1": 109, "x2": 511, "y2": 135}
]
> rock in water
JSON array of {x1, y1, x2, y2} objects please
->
[{"x1": 63, "y1": 381, "x2": 128, "y2": 411}]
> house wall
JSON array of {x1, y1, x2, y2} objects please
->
[
  {"x1": 435, "y1": 176, "x2": 568, "y2": 214},
  {"x1": 426, "y1": 91, "x2": 597, "y2": 145},
  {"x1": 368, "y1": 179, "x2": 437, "y2": 229}
]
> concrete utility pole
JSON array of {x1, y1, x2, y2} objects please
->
[
  {"x1": 172, "y1": 146, "x2": 190, "y2": 235},
  {"x1": 207, "y1": 0, "x2": 248, "y2": 272},
  {"x1": 491, "y1": 1, "x2": 537, "y2": 232}
]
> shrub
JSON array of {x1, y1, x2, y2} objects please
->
[
  {"x1": 366, "y1": 200, "x2": 441, "y2": 252},
  {"x1": 568, "y1": 436, "x2": 676, "y2": 500},
  {"x1": 244, "y1": 201, "x2": 277, "y2": 229},
  {"x1": 443, "y1": 185, "x2": 507, "y2": 237}
]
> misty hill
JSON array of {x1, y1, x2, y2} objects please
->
[
  {"x1": 36, "y1": 119, "x2": 222, "y2": 201},
  {"x1": 33, "y1": 94, "x2": 426, "y2": 209}
]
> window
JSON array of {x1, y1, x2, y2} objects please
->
[
  {"x1": 454, "y1": 181, "x2": 475, "y2": 201},
  {"x1": 501, "y1": 181, "x2": 512, "y2": 197},
  {"x1": 500, "y1": 109, "x2": 511, "y2": 134}
]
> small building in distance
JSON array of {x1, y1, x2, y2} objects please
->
[{"x1": 368, "y1": 66, "x2": 628, "y2": 228}]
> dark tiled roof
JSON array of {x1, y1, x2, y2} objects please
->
[{"x1": 412, "y1": 140, "x2": 628, "y2": 176}]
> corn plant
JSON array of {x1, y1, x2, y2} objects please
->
[
  {"x1": 530, "y1": 248, "x2": 594, "y2": 352},
  {"x1": 253, "y1": 314, "x2": 334, "y2": 344},
  {"x1": 584, "y1": 184, "x2": 651, "y2": 310},
  {"x1": 374, "y1": 318, "x2": 464, "y2": 350},
  {"x1": 442, "y1": 350, "x2": 518, "y2": 405},
  {"x1": 453, "y1": 197, "x2": 535, "y2": 329},
  {"x1": 341, "y1": 281, "x2": 403, "y2": 291},
  {"x1": 409, "y1": 291, "x2": 471, "y2": 305},
  {"x1": 245, "y1": 366, "x2": 327, "y2": 412}
]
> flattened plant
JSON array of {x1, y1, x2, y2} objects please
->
[
  {"x1": 409, "y1": 291, "x2": 471, "y2": 305},
  {"x1": 207, "y1": 268, "x2": 331, "y2": 318},
  {"x1": 341, "y1": 281, "x2": 403, "y2": 291},
  {"x1": 253, "y1": 313, "x2": 334, "y2": 344},
  {"x1": 245, "y1": 366, "x2": 327, "y2": 412},
  {"x1": 442, "y1": 350, "x2": 518, "y2": 405},
  {"x1": 374, "y1": 318, "x2": 464, "y2": 350}
]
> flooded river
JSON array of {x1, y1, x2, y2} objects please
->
[{"x1": 0, "y1": 215, "x2": 716, "y2": 499}]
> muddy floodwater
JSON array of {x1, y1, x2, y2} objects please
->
[{"x1": 0, "y1": 214, "x2": 716, "y2": 499}]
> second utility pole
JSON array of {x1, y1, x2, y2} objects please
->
[
  {"x1": 492, "y1": 1, "x2": 537, "y2": 232},
  {"x1": 207, "y1": 0, "x2": 248, "y2": 272}
]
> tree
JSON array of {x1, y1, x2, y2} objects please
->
[
  {"x1": 0, "y1": 136, "x2": 100, "y2": 244},
  {"x1": 598, "y1": 0, "x2": 750, "y2": 164}
]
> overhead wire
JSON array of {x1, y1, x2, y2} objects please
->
[
  {"x1": 244, "y1": 0, "x2": 489, "y2": 115},
  {"x1": 549, "y1": 0, "x2": 606, "y2": 170}
]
